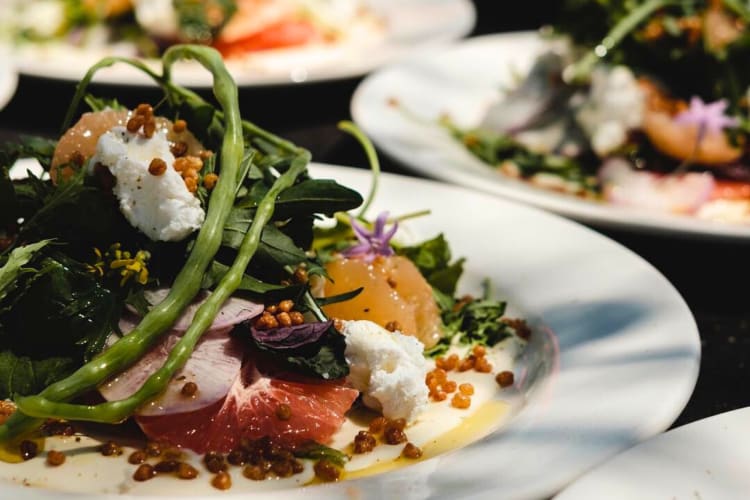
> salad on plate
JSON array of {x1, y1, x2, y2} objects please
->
[
  {"x1": 444, "y1": 0, "x2": 750, "y2": 224},
  {"x1": 1, "y1": 0, "x2": 382, "y2": 59},
  {"x1": 0, "y1": 46, "x2": 529, "y2": 494}
]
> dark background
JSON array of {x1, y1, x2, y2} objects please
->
[{"x1": 1, "y1": 0, "x2": 747, "y2": 427}]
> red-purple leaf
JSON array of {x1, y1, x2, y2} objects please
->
[{"x1": 250, "y1": 320, "x2": 333, "y2": 350}]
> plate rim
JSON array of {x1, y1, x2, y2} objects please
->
[
  {"x1": 0, "y1": 163, "x2": 701, "y2": 500},
  {"x1": 553, "y1": 405, "x2": 750, "y2": 499},
  {"x1": 350, "y1": 30, "x2": 750, "y2": 240}
]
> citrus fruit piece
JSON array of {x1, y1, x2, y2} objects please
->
[
  {"x1": 136, "y1": 362, "x2": 358, "y2": 453},
  {"x1": 322, "y1": 255, "x2": 442, "y2": 349},
  {"x1": 51, "y1": 109, "x2": 205, "y2": 182}
]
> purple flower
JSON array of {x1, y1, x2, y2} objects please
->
[
  {"x1": 674, "y1": 97, "x2": 739, "y2": 138},
  {"x1": 341, "y1": 212, "x2": 398, "y2": 262}
]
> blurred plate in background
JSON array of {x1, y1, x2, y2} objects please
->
[
  {"x1": 351, "y1": 32, "x2": 750, "y2": 240},
  {"x1": 5, "y1": 0, "x2": 475, "y2": 87},
  {"x1": 555, "y1": 407, "x2": 750, "y2": 500}
]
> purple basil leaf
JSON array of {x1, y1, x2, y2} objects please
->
[{"x1": 251, "y1": 320, "x2": 333, "y2": 350}]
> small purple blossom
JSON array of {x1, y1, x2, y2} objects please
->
[
  {"x1": 674, "y1": 97, "x2": 739, "y2": 138},
  {"x1": 341, "y1": 212, "x2": 398, "y2": 262}
]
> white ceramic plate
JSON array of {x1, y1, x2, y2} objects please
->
[
  {"x1": 555, "y1": 406, "x2": 750, "y2": 500},
  {"x1": 1, "y1": 164, "x2": 700, "y2": 499},
  {"x1": 6, "y1": 0, "x2": 475, "y2": 87},
  {"x1": 351, "y1": 31, "x2": 750, "y2": 240}
]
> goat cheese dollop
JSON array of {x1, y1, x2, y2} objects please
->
[
  {"x1": 88, "y1": 126, "x2": 205, "y2": 241},
  {"x1": 576, "y1": 65, "x2": 645, "y2": 157},
  {"x1": 342, "y1": 320, "x2": 429, "y2": 423}
]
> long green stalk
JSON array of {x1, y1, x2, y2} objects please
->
[
  {"x1": 0, "y1": 45, "x2": 243, "y2": 441},
  {"x1": 15, "y1": 152, "x2": 310, "y2": 422}
]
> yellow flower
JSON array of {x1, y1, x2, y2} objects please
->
[
  {"x1": 110, "y1": 249, "x2": 151, "y2": 287},
  {"x1": 87, "y1": 243, "x2": 151, "y2": 287},
  {"x1": 86, "y1": 247, "x2": 105, "y2": 278}
]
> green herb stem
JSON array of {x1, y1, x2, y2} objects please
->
[
  {"x1": 0, "y1": 45, "x2": 243, "y2": 441},
  {"x1": 337, "y1": 121, "x2": 379, "y2": 218},
  {"x1": 15, "y1": 152, "x2": 310, "y2": 422},
  {"x1": 563, "y1": 0, "x2": 679, "y2": 83}
]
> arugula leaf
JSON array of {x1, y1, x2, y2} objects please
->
[
  {"x1": 201, "y1": 260, "x2": 284, "y2": 295},
  {"x1": 396, "y1": 234, "x2": 465, "y2": 296},
  {"x1": 274, "y1": 180, "x2": 363, "y2": 219},
  {"x1": 0, "y1": 240, "x2": 51, "y2": 304},
  {"x1": 0, "y1": 350, "x2": 75, "y2": 399},
  {"x1": 425, "y1": 289, "x2": 514, "y2": 358},
  {"x1": 84, "y1": 94, "x2": 125, "y2": 112},
  {"x1": 0, "y1": 256, "x2": 119, "y2": 363},
  {"x1": 258, "y1": 224, "x2": 310, "y2": 267}
]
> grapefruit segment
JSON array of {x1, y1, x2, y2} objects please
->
[
  {"x1": 136, "y1": 362, "x2": 358, "y2": 454},
  {"x1": 322, "y1": 255, "x2": 442, "y2": 349}
]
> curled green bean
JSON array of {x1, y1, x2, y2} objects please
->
[
  {"x1": 0, "y1": 45, "x2": 244, "y2": 441},
  {"x1": 16, "y1": 152, "x2": 310, "y2": 422}
]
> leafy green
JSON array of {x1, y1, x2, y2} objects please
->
[
  {"x1": 0, "y1": 240, "x2": 51, "y2": 304},
  {"x1": 0, "y1": 135, "x2": 56, "y2": 170},
  {"x1": 293, "y1": 442, "x2": 348, "y2": 467},
  {"x1": 397, "y1": 235, "x2": 516, "y2": 357},
  {"x1": 201, "y1": 260, "x2": 284, "y2": 295},
  {"x1": 174, "y1": 0, "x2": 237, "y2": 43},
  {"x1": 0, "y1": 256, "x2": 119, "y2": 363},
  {"x1": 425, "y1": 290, "x2": 513, "y2": 358},
  {"x1": 0, "y1": 252, "x2": 120, "y2": 398},
  {"x1": 84, "y1": 94, "x2": 125, "y2": 112},
  {"x1": 442, "y1": 120, "x2": 597, "y2": 193},
  {"x1": 396, "y1": 234, "x2": 465, "y2": 296},
  {"x1": 0, "y1": 351, "x2": 75, "y2": 400},
  {"x1": 246, "y1": 323, "x2": 349, "y2": 380}
]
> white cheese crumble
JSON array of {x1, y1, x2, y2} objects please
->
[
  {"x1": 88, "y1": 126, "x2": 205, "y2": 242},
  {"x1": 342, "y1": 320, "x2": 429, "y2": 423},
  {"x1": 576, "y1": 65, "x2": 645, "y2": 157},
  {"x1": 132, "y1": 0, "x2": 179, "y2": 39}
]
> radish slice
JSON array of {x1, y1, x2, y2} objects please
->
[
  {"x1": 100, "y1": 292, "x2": 263, "y2": 416},
  {"x1": 99, "y1": 326, "x2": 245, "y2": 417},
  {"x1": 599, "y1": 158, "x2": 716, "y2": 214},
  {"x1": 141, "y1": 288, "x2": 264, "y2": 331}
]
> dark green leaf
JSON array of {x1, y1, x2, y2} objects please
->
[
  {"x1": 0, "y1": 240, "x2": 51, "y2": 304},
  {"x1": 314, "y1": 287, "x2": 363, "y2": 307},
  {"x1": 0, "y1": 256, "x2": 119, "y2": 363},
  {"x1": 274, "y1": 180, "x2": 363, "y2": 218},
  {"x1": 84, "y1": 94, "x2": 125, "y2": 112},
  {"x1": 0, "y1": 135, "x2": 57, "y2": 170},
  {"x1": 244, "y1": 322, "x2": 349, "y2": 380},
  {"x1": 174, "y1": 0, "x2": 237, "y2": 43},
  {"x1": 257, "y1": 225, "x2": 309, "y2": 267},
  {"x1": 397, "y1": 234, "x2": 465, "y2": 296},
  {"x1": 0, "y1": 350, "x2": 75, "y2": 399},
  {"x1": 0, "y1": 166, "x2": 18, "y2": 228},
  {"x1": 293, "y1": 442, "x2": 348, "y2": 467},
  {"x1": 201, "y1": 260, "x2": 284, "y2": 295}
]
